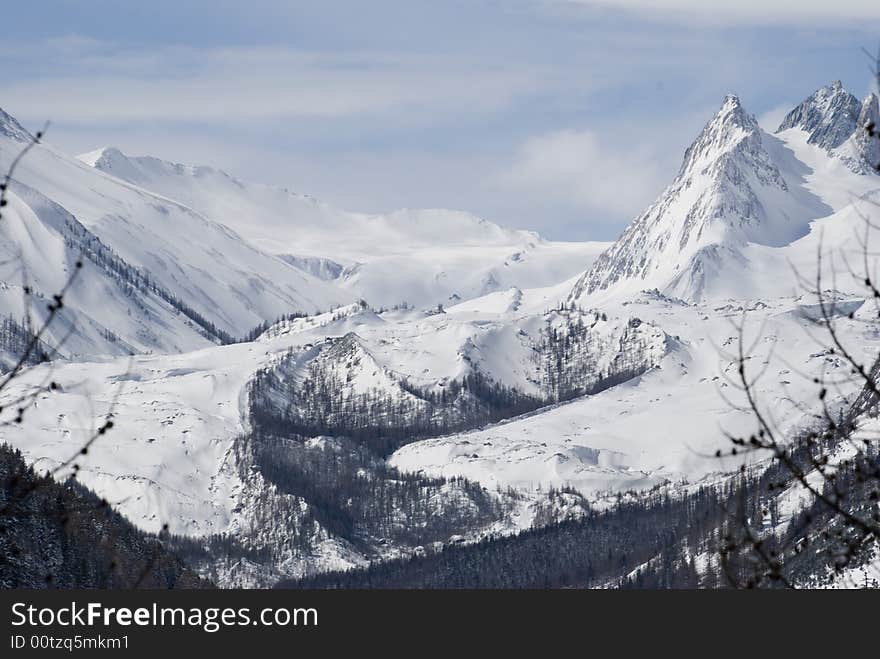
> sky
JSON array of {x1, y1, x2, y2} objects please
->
[{"x1": 1, "y1": 1, "x2": 879, "y2": 240}]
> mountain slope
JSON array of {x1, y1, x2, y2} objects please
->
[
  {"x1": 79, "y1": 146, "x2": 609, "y2": 308},
  {"x1": 570, "y1": 95, "x2": 830, "y2": 302},
  {"x1": 0, "y1": 181, "x2": 228, "y2": 358},
  {"x1": 3, "y1": 77, "x2": 879, "y2": 590},
  {"x1": 0, "y1": 443, "x2": 206, "y2": 588},
  {"x1": 777, "y1": 80, "x2": 861, "y2": 151},
  {"x1": 0, "y1": 296, "x2": 665, "y2": 582},
  {"x1": 570, "y1": 82, "x2": 878, "y2": 305},
  {"x1": 777, "y1": 81, "x2": 878, "y2": 174},
  {"x1": 0, "y1": 109, "x2": 350, "y2": 357},
  {"x1": 835, "y1": 92, "x2": 880, "y2": 174}
]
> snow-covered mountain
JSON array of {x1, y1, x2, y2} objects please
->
[
  {"x1": 398, "y1": 81, "x2": 880, "y2": 506},
  {"x1": 1, "y1": 101, "x2": 602, "y2": 363},
  {"x1": 1, "y1": 79, "x2": 879, "y2": 587},
  {"x1": 79, "y1": 146, "x2": 608, "y2": 308},
  {"x1": 1, "y1": 181, "x2": 223, "y2": 359},
  {"x1": 570, "y1": 83, "x2": 878, "y2": 304},
  {"x1": 777, "y1": 80, "x2": 879, "y2": 175},
  {"x1": 0, "y1": 298, "x2": 663, "y2": 584},
  {"x1": 777, "y1": 80, "x2": 861, "y2": 152},
  {"x1": 836, "y1": 92, "x2": 880, "y2": 174},
  {"x1": 0, "y1": 109, "x2": 350, "y2": 358}
]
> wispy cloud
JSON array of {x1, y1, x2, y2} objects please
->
[
  {"x1": 496, "y1": 129, "x2": 669, "y2": 220},
  {"x1": 757, "y1": 104, "x2": 795, "y2": 133},
  {"x1": 559, "y1": 0, "x2": 880, "y2": 23},
  {"x1": 1, "y1": 43, "x2": 544, "y2": 125},
  {"x1": 0, "y1": 1, "x2": 876, "y2": 241}
]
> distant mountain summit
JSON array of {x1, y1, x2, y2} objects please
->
[
  {"x1": 570, "y1": 81, "x2": 877, "y2": 304},
  {"x1": 77, "y1": 145, "x2": 607, "y2": 309},
  {"x1": 776, "y1": 80, "x2": 860, "y2": 150},
  {"x1": 777, "y1": 81, "x2": 878, "y2": 174},
  {"x1": 571, "y1": 94, "x2": 814, "y2": 302}
]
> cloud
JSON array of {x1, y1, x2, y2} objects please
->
[
  {"x1": 558, "y1": 0, "x2": 880, "y2": 23},
  {"x1": 0, "y1": 43, "x2": 543, "y2": 126},
  {"x1": 757, "y1": 104, "x2": 794, "y2": 132},
  {"x1": 0, "y1": 4, "x2": 873, "y2": 242},
  {"x1": 496, "y1": 129, "x2": 668, "y2": 221}
]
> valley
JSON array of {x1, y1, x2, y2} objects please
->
[{"x1": 1, "y1": 80, "x2": 879, "y2": 588}]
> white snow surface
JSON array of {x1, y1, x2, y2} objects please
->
[
  {"x1": 79, "y1": 146, "x2": 609, "y2": 308},
  {"x1": 396, "y1": 81, "x2": 880, "y2": 497},
  {"x1": 571, "y1": 88, "x2": 879, "y2": 305},
  {"x1": 391, "y1": 293, "x2": 880, "y2": 494},
  {"x1": 0, "y1": 184, "x2": 216, "y2": 358},
  {"x1": 1, "y1": 81, "x2": 880, "y2": 588},
  {"x1": 0, "y1": 301, "x2": 603, "y2": 531},
  {"x1": 0, "y1": 123, "x2": 350, "y2": 353}
]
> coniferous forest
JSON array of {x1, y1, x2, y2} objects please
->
[
  {"x1": 0, "y1": 444, "x2": 205, "y2": 588},
  {"x1": 280, "y1": 429, "x2": 880, "y2": 589}
]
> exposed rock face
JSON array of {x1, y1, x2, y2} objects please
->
[
  {"x1": 837, "y1": 93, "x2": 880, "y2": 175},
  {"x1": 0, "y1": 107, "x2": 32, "y2": 143},
  {"x1": 571, "y1": 95, "x2": 793, "y2": 302},
  {"x1": 776, "y1": 81, "x2": 878, "y2": 176},
  {"x1": 777, "y1": 80, "x2": 861, "y2": 150}
]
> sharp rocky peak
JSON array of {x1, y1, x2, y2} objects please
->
[
  {"x1": 718, "y1": 94, "x2": 753, "y2": 123},
  {"x1": 679, "y1": 94, "x2": 761, "y2": 176},
  {"x1": 776, "y1": 80, "x2": 861, "y2": 150},
  {"x1": 569, "y1": 93, "x2": 796, "y2": 303},
  {"x1": 707, "y1": 94, "x2": 758, "y2": 136}
]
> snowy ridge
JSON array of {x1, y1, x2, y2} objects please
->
[
  {"x1": 777, "y1": 80, "x2": 861, "y2": 151},
  {"x1": 79, "y1": 146, "x2": 609, "y2": 308},
  {"x1": 776, "y1": 81, "x2": 879, "y2": 175},
  {"x1": 835, "y1": 92, "x2": 880, "y2": 174},
  {"x1": 571, "y1": 81, "x2": 879, "y2": 306},
  {"x1": 391, "y1": 292, "x2": 880, "y2": 498},
  {"x1": 1, "y1": 79, "x2": 879, "y2": 587},
  {"x1": 0, "y1": 116, "x2": 351, "y2": 357},
  {"x1": 571, "y1": 95, "x2": 821, "y2": 302},
  {"x1": 0, "y1": 300, "x2": 660, "y2": 584},
  {"x1": 0, "y1": 182, "x2": 219, "y2": 357},
  {"x1": 0, "y1": 300, "x2": 664, "y2": 518}
]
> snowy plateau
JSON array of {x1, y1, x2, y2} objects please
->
[{"x1": 1, "y1": 80, "x2": 879, "y2": 587}]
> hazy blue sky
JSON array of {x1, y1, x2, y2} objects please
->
[{"x1": 2, "y1": 1, "x2": 879, "y2": 239}]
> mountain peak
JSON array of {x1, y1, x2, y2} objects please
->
[
  {"x1": 720, "y1": 93, "x2": 744, "y2": 110},
  {"x1": 836, "y1": 92, "x2": 880, "y2": 174},
  {"x1": 776, "y1": 81, "x2": 860, "y2": 150},
  {"x1": 713, "y1": 94, "x2": 757, "y2": 129},
  {"x1": 0, "y1": 107, "x2": 33, "y2": 143},
  {"x1": 77, "y1": 146, "x2": 148, "y2": 183},
  {"x1": 678, "y1": 94, "x2": 758, "y2": 176},
  {"x1": 716, "y1": 94, "x2": 751, "y2": 124},
  {"x1": 721, "y1": 93, "x2": 739, "y2": 106},
  {"x1": 569, "y1": 92, "x2": 815, "y2": 303},
  {"x1": 79, "y1": 146, "x2": 245, "y2": 188},
  {"x1": 78, "y1": 146, "x2": 122, "y2": 166}
]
